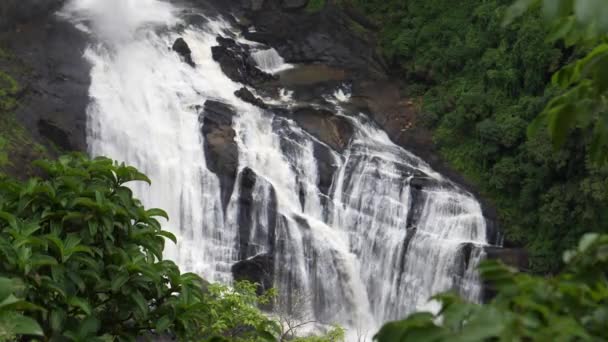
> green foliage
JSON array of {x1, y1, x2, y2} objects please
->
[
  {"x1": 0, "y1": 154, "x2": 211, "y2": 341},
  {"x1": 374, "y1": 233, "x2": 608, "y2": 341},
  {"x1": 0, "y1": 49, "x2": 50, "y2": 175},
  {"x1": 199, "y1": 282, "x2": 279, "y2": 341},
  {"x1": 306, "y1": 0, "x2": 326, "y2": 13},
  {"x1": 0, "y1": 276, "x2": 44, "y2": 340},
  {"x1": 353, "y1": 0, "x2": 608, "y2": 273},
  {"x1": 506, "y1": 0, "x2": 608, "y2": 164},
  {"x1": 0, "y1": 71, "x2": 19, "y2": 113},
  {"x1": 293, "y1": 326, "x2": 345, "y2": 342}
]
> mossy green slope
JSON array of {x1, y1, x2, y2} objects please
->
[{"x1": 0, "y1": 47, "x2": 50, "y2": 177}]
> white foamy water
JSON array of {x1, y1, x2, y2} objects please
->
[
  {"x1": 61, "y1": 0, "x2": 492, "y2": 339},
  {"x1": 251, "y1": 48, "x2": 294, "y2": 74}
]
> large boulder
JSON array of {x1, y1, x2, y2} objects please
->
[
  {"x1": 201, "y1": 101, "x2": 239, "y2": 210},
  {"x1": 172, "y1": 38, "x2": 195, "y2": 67},
  {"x1": 291, "y1": 107, "x2": 353, "y2": 152},
  {"x1": 236, "y1": 167, "x2": 278, "y2": 259},
  {"x1": 211, "y1": 36, "x2": 276, "y2": 86},
  {"x1": 232, "y1": 253, "x2": 274, "y2": 293},
  {"x1": 235, "y1": 87, "x2": 268, "y2": 109}
]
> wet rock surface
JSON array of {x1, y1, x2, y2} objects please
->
[
  {"x1": 201, "y1": 100, "x2": 239, "y2": 210},
  {"x1": 211, "y1": 36, "x2": 276, "y2": 86},
  {"x1": 234, "y1": 87, "x2": 268, "y2": 109},
  {"x1": 236, "y1": 167, "x2": 278, "y2": 259},
  {"x1": 291, "y1": 107, "x2": 353, "y2": 152},
  {"x1": 235, "y1": 0, "x2": 387, "y2": 80},
  {"x1": 232, "y1": 253, "x2": 274, "y2": 293},
  {"x1": 172, "y1": 37, "x2": 195, "y2": 67}
]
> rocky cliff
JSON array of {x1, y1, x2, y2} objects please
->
[{"x1": 0, "y1": 0, "x2": 89, "y2": 177}]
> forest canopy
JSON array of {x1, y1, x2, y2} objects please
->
[{"x1": 352, "y1": 0, "x2": 608, "y2": 274}]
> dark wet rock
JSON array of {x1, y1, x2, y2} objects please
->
[
  {"x1": 281, "y1": 0, "x2": 308, "y2": 10},
  {"x1": 235, "y1": 87, "x2": 268, "y2": 109},
  {"x1": 236, "y1": 168, "x2": 278, "y2": 259},
  {"x1": 232, "y1": 253, "x2": 274, "y2": 293},
  {"x1": 313, "y1": 143, "x2": 337, "y2": 200},
  {"x1": 409, "y1": 176, "x2": 440, "y2": 190},
  {"x1": 201, "y1": 101, "x2": 238, "y2": 210},
  {"x1": 37, "y1": 119, "x2": 73, "y2": 150},
  {"x1": 211, "y1": 36, "x2": 276, "y2": 86},
  {"x1": 203, "y1": 100, "x2": 236, "y2": 125},
  {"x1": 0, "y1": 0, "x2": 65, "y2": 31},
  {"x1": 406, "y1": 187, "x2": 425, "y2": 229},
  {"x1": 291, "y1": 107, "x2": 353, "y2": 152},
  {"x1": 482, "y1": 247, "x2": 528, "y2": 302},
  {"x1": 238, "y1": 0, "x2": 387, "y2": 80},
  {"x1": 172, "y1": 37, "x2": 195, "y2": 67},
  {"x1": 458, "y1": 243, "x2": 474, "y2": 274},
  {"x1": 484, "y1": 247, "x2": 528, "y2": 270}
]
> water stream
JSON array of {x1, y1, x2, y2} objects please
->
[{"x1": 61, "y1": 0, "x2": 492, "y2": 338}]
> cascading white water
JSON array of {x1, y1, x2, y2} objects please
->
[
  {"x1": 61, "y1": 0, "x2": 492, "y2": 339},
  {"x1": 250, "y1": 48, "x2": 293, "y2": 74}
]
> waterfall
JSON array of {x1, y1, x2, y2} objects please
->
[
  {"x1": 61, "y1": 0, "x2": 493, "y2": 339},
  {"x1": 250, "y1": 48, "x2": 293, "y2": 74}
]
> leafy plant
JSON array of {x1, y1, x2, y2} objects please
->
[
  {"x1": 0, "y1": 276, "x2": 44, "y2": 340},
  {"x1": 199, "y1": 281, "x2": 279, "y2": 341},
  {"x1": 0, "y1": 154, "x2": 209, "y2": 341},
  {"x1": 505, "y1": 0, "x2": 608, "y2": 164},
  {"x1": 374, "y1": 233, "x2": 608, "y2": 341}
]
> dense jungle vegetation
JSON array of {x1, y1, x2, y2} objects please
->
[
  {"x1": 372, "y1": 0, "x2": 608, "y2": 340},
  {"x1": 352, "y1": 0, "x2": 608, "y2": 274}
]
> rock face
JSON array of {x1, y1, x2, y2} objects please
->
[
  {"x1": 235, "y1": 167, "x2": 278, "y2": 259},
  {"x1": 484, "y1": 247, "x2": 528, "y2": 270},
  {"x1": 232, "y1": 253, "x2": 274, "y2": 293},
  {"x1": 234, "y1": 87, "x2": 268, "y2": 109},
  {"x1": 291, "y1": 107, "x2": 353, "y2": 152},
  {"x1": 201, "y1": 101, "x2": 239, "y2": 209},
  {"x1": 211, "y1": 37, "x2": 276, "y2": 86},
  {"x1": 172, "y1": 38, "x2": 195, "y2": 67},
  {"x1": 482, "y1": 247, "x2": 529, "y2": 302},
  {"x1": 0, "y1": 0, "x2": 65, "y2": 31},
  {"x1": 0, "y1": 13, "x2": 91, "y2": 154},
  {"x1": 236, "y1": 0, "x2": 387, "y2": 80}
]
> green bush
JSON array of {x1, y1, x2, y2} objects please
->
[
  {"x1": 0, "y1": 276, "x2": 44, "y2": 340},
  {"x1": 0, "y1": 154, "x2": 211, "y2": 340}
]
